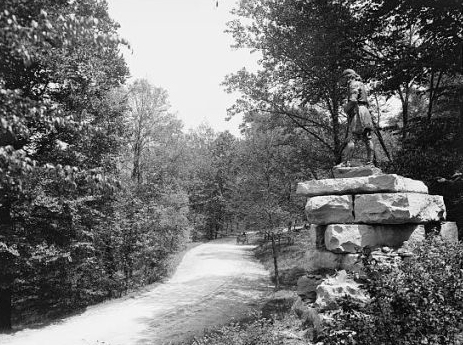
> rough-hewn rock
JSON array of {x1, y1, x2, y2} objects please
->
[
  {"x1": 297, "y1": 275, "x2": 323, "y2": 302},
  {"x1": 296, "y1": 174, "x2": 428, "y2": 197},
  {"x1": 440, "y1": 222, "x2": 458, "y2": 242},
  {"x1": 302, "y1": 249, "x2": 361, "y2": 272},
  {"x1": 305, "y1": 195, "x2": 354, "y2": 224},
  {"x1": 292, "y1": 297, "x2": 321, "y2": 329},
  {"x1": 262, "y1": 290, "x2": 298, "y2": 319},
  {"x1": 324, "y1": 224, "x2": 426, "y2": 253},
  {"x1": 332, "y1": 165, "x2": 382, "y2": 178},
  {"x1": 278, "y1": 267, "x2": 307, "y2": 286},
  {"x1": 292, "y1": 297, "x2": 307, "y2": 319},
  {"x1": 354, "y1": 193, "x2": 446, "y2": 224},
  {"x1": 315, "y1": 270, "x2": 369, "y2": 310}
]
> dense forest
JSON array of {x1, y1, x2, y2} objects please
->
[{"x1": 1, "y1": 0, "x2": 462, "y2": 334}]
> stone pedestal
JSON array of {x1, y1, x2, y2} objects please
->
[
  {"x1": 297, "y1": 169, "x2": 457, "y2": 269},
  {"x1": 297, "y1": 174, "x2": 428, "y2": 196},
  {"x1": 332, "y1": 165, "x2": 382, "y2": 179},
  {"x1": 305, "y1": 195, "x2": 353, "y2": 224},
  {"x1": 324, "y1": 224, "x2": 425, "y2": 253},
  {"x1": 355, "y1": 193, "x2": 446, "y2": 224},
  {"x1": 439, "y1": 222, "x2": 458, "y2": 242}
]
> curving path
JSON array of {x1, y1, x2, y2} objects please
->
[{"x1": 0, "y1": 238, "x2": 270, "y2": 345}]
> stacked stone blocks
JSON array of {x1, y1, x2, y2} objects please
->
[{"x1": 297, "y1": 170, "x2": 457, "y2": 256}]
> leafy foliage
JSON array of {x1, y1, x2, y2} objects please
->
[
  {"x1": 321, "y1": 237, "x2": 463, "y2": 345},
  {"x1": 224, "y1": 0, "x2": 371, "y2": 162},
  {"x1": 0, "y1": 0, "x2": 194, "y2": 331}
]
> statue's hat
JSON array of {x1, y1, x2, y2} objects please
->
[{"x1": 342, "y1": 69, "x2": 358, "y2": 77}]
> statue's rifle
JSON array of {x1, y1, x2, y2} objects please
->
[
  {"x1": 370, "y1": 100, "x2": 393, "y2": 163},
  {"x1": 341, "y1": 105, "x2": 392, "y2": 163},
  {"x1": 370, "y1": 117, "x2": 392, "y2": 162}
]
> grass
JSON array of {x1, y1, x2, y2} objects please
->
[
  {"x1": 253, "y1": 230, "x2": 327, "y2": 288},
  {"x1": 185, "y1": 313, "x2": 308, "y2": 345}
]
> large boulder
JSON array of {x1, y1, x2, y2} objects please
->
[
  {"x1": 315, "y1": 270, "x2": 369, "y2": 310},
  {"x1": 332, "y1": 165, "x2": 382, "y2": 178},
  {"x1": 354, "y1": 193, "x2": 446, "y2": 224},
  {"x1": 324, "y1": 224, "x2": 426, "y2": 253},
  {"x1": 296, "y1": 174, "x2": 428, "y2": 197},
  {"x1": 439, "y1": 222, "x2": 458, "y2": 242},
  {"x1": 305, "y1": 195, "x2": 354, "y2": 224}
]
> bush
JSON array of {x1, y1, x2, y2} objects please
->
[{"x1": 321, "y1": 237, "x2": 463, "y2": 345}]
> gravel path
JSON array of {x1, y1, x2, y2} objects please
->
[{"x1": 0, "y1": 238, "x2": 270, "y2": 345}]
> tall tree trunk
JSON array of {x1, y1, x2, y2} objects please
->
[
  {"x1": 373, "y1": 93, "x2": 393, "y2": 162},
  {"x1": 398, "y1": 85, "x2": 410, "y2": 142},
  {"x1": 0, "y1": 203, "x2": 13, "y2": 331},
  {"x1": 214, "y1": 224, "x2": 219, "y2": 239},
  {"x1": 330, "y1": 102, "x2": 342, "y2": 163},
  {"x1": 132, "y1": 142, "x2": 142, "y2": 184},
  {"x1": 459, "y1": 43, "x2": 463, "y2": 152},
  {"x1": 0, "y1": 286, "x2": 12, "y2": 332},
  {"x1": 460, "y1": 85, "x2": 463, "y2": 148},
  {"x1": 271, "y1": 234, "x2": 280, "y2": 290}
]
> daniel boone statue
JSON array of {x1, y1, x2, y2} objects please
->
[{"x1": 338, "y1": 69, "x2": 375, "y2": 167}]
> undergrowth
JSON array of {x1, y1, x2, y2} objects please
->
[
  {"x1": 187, "y1": 313, "x2": 305, "y2": 345},
  {"x1": 320, "y1": 237, "x2": 463, "y2": 345}
]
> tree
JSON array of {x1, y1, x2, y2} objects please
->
[
  {"x1": 356, "y1": 0, "x2": 463, "y2": 138},
  {"x1": 115, "y1": 79, "x2": 192, "y2": 289},
  {"x1": 225, "y1": 0, "x2": 369, "y2": 163},
  {"x1": 126, "y1": 79, "x2": 177, "y2": 185},
  {"x1": 226, "y1": 0, "x2": 463, "y2": 164},
  {"x1": 187, "y1": 130, "x2": 240, "y2": 239},
  {"x1": 0, "y1": 0, "x2": 129, "y2": 330}
]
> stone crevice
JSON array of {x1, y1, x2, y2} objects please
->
[{"x1": 351, "y1": 194, "x2": 356, "y2": 221}]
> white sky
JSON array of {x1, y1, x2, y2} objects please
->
[{"x1": 107, "y1": 0, "x2": 260, "y2": 135}]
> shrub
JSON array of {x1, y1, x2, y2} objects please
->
[{"x1": 321, "y1": 237, "x2": 463, "y2": 345}]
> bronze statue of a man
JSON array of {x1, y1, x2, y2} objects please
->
[{"x1": 339, "y1": 69, "x2": 374, "y2": 167}]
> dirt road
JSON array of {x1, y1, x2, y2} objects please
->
[{"x1": 0, "y1": 238, "x2": 270, "y2": 345}]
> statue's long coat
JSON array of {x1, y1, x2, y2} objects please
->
[{"x1": 344, "y1": 79, "x2": 373, "y2": 135}]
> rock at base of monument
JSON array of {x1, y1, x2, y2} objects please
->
[
  {"x1": 438, "y1": 222, "x2": 458, "y2": 242},
  {"x1": 305, "y1": 195, "x2": 354, "y2": 225},
  {"x1": 292, "y1": 297, "x2": 321, "y2": 330},
  {"x1": 296, "y1": 174, "x2": 428, "y2": 197},
  {"x1": 355, "y1": 193, "x2": 446, "y2": 224},
  {"x1": 324, "y1": 224, "x2": 425, "y2": 254},
  {"x1": 297, "y1": 275, "x2": 324, "y2": 302},
  {"x1": 332, "y1": 165, "x2": 382, "y2": 179},
  {"x1": 302, "y1": 249, "x2": 361, "y2": 272},
  {"x1": 315, "y1": 270, "x2": 369, "y2": 310}
]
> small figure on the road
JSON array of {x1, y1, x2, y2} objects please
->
[
  {"x1": 338, "y1": 69, "x2": 375, "y2": 167},
  {"x1": 236, "y1": 231, "x2": 248, "y2": 244}
]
